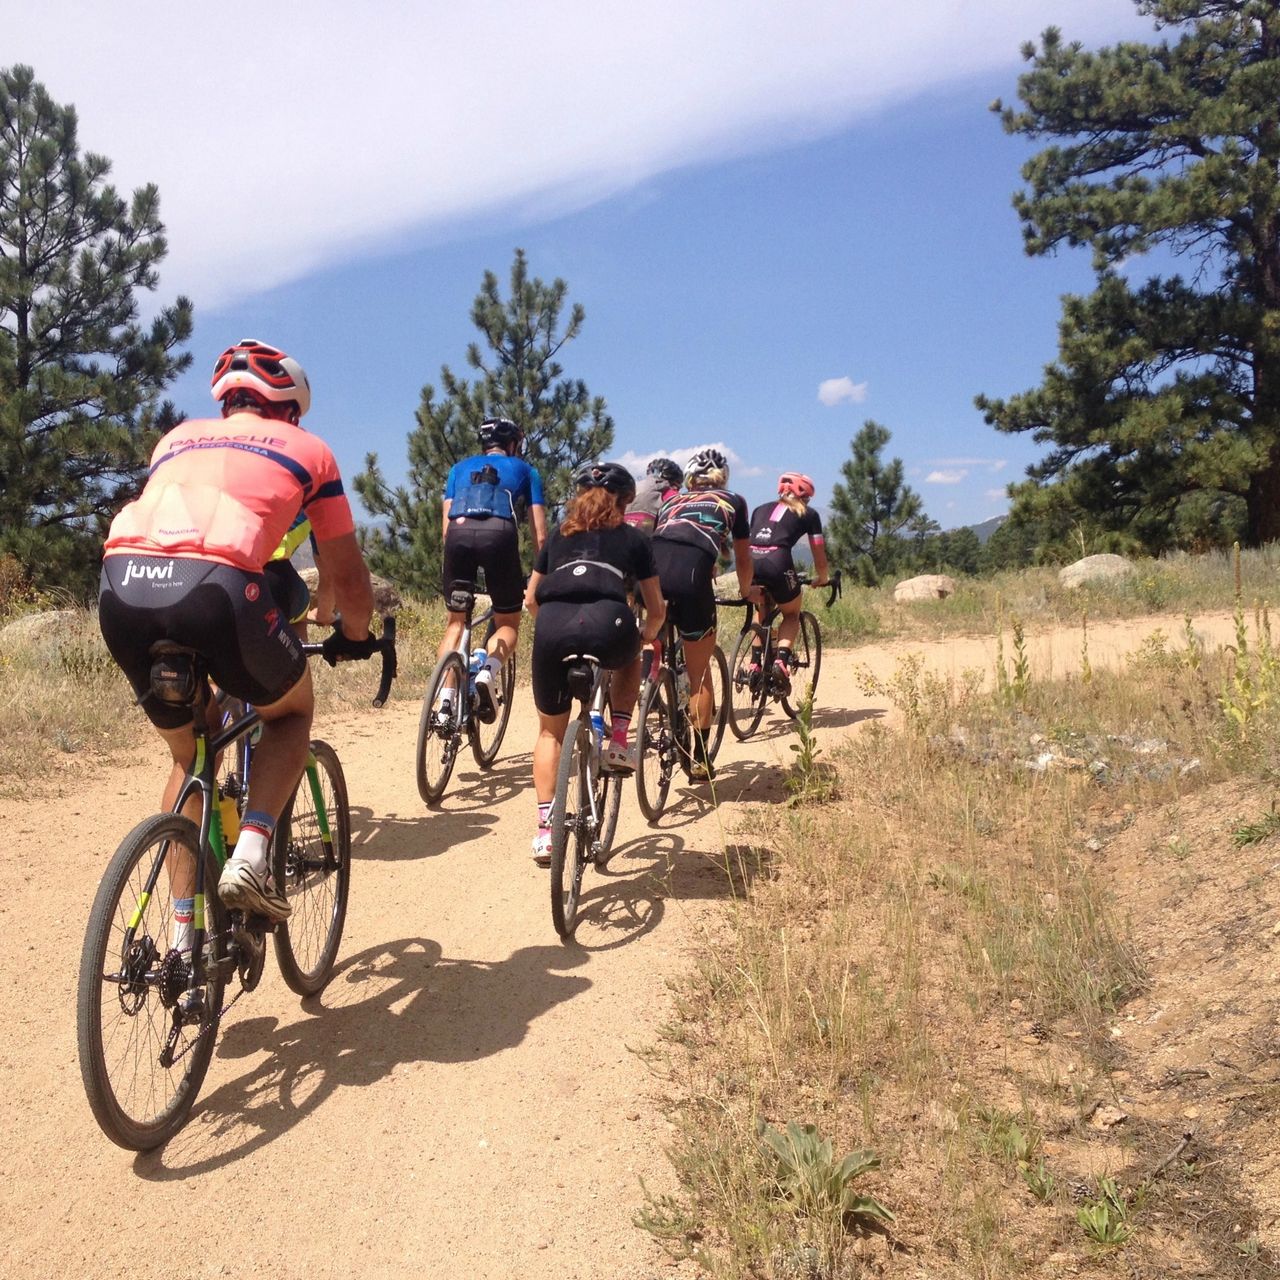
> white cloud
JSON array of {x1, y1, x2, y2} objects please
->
[
  {"x1": 926, "y1": 468, "x2": 967, "y2": 484},
  {"x1": 817, "y1": 376, "x2": 868, "y2": 407},
  {"x1": 614, "y1": 442, "x2": 764, "y2": 480},
  {"x1": 928, "y1": 456, "x2": 1007, "y2": 471},
  {"x1": 13, "y1": 1, "x2": 1143, "y2": 307}
]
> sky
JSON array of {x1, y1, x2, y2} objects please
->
[{"x1": 13, "y1": 0, "x2": 1155, "y2": 528}]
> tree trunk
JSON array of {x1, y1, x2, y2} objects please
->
[{"x1": 1246, "y1": 447, "x2": 1280, "y2": 545}]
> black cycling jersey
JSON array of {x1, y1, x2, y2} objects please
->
[
  {"x1": 653, "y1": 489, "x2": 749, "y2": 561},
  {"x1": 534, "y1": 524, "x2": 656, "y2": 605},
  {"x1": 748, "y1": 500, "x2": 823, "y2": 551}
]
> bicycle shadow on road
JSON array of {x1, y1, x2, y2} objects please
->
[
  {"x1": 443, "y1": 751, "x2": 534, "y2": 812},
  {"x1": 349, "y1": 802, "x2": 498, "y2": 862},
  {"x1": 131, "y1": 936, "x2": 590, "y2": 1180}
]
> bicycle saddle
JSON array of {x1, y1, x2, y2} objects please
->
[
  {"x1": 446, "y1": 584, "x2": 475, "y2": 612},
  {"x1": 562, "y1": 655, "x2": 600, "y2": 702},
  {"x1": 147, "y1": 641, "x2": 205, "y2": 707}
]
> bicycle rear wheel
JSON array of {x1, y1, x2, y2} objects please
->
[
  {"x1": 705, "y1": 645, "x2": 730, "y2": 761},
  {"x1": 635, "y1": 672, "x2": 676, "y2": 822},
  {"x1": 416, "y1": 651, "x2": 466, "y2": 805},
  {"x1": 550, "y1": 718, "x2": 593, "y2": 939},
  {"x1": 78, "y1": 813, "x2": 228, "y2": 1150},
  {"x1": 273, "y1": 740, "x2": 351, "y2": 996},
  {"x1": 782, "y1": 612, "x2": 823, "y2": 719},
  {"x1": 469, "y1": 650, "x2": 516, "y2": 768},
  {"x1": 728, "y1": 626, "x2": 768, "y2": 740}
]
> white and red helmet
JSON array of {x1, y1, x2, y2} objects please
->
[
  {"x1": 778, "y1": 472, "x2": 815, "y2": 500},
  {"x1": 211, "y1": 339, "x2": 311, "y2": 419}
]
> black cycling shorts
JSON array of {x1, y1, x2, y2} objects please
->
[
  {"x1": 263, "y1": 559, "x2": 311, "y2": 624},
  {"x1": 99, "y1": 554, "x2": 306, "y2": 730},
  {"x1": 531, "y1": 600, "x2": 640, "y2": 715},
  {"x1": 652, "y1": 539, "x2": 717, "y2": 641},
  {"x1": 442, "y1": 517, "x2": 524, "y2": 614},
  {"x1": 749, "y1": 547, "x2": 801, "y2": 605}
]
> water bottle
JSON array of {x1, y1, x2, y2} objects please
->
[
  {"x1": 217, "y1": 790, "x2": 240, "y2": 845},
  {"x1": 589, "y1": 710, "x2": 605, "y2": 748}
]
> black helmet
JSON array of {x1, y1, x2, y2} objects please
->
[
  {"x1": 646, "y1": 457, "x2": 683, "y2": 488},
  {"x1": 573, "y1": 461, "x2": 637, "y2": 502},
  {"x1": 478, "y1": 417, "x2": 522, "y2": 451}
]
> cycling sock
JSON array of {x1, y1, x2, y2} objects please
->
[
  {"x1": 610, "y1": 713, "x2": 631, "y2": 746},
  {"x1": 750, "y1": 646, "x2": 763, "y2": 666},
  {"x1": 483, "y1": 654, "x2": 503, "y2": 680},
  {"x1": 233, "y1": 811, "x2": 276, "y2": 877},
  {"x1": 172, "y1": 897, "x2": 194, "y2": 954},
  {"x1": 776, "y1": 647, "x2": 793, "y2": 668},
  {"x1": 537, "y1": 801, "x2": 552, "y2": 832}
]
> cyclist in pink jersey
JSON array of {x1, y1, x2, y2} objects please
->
[{"x1": 100, "y1": 340, "x2": 374, "y2": 925}]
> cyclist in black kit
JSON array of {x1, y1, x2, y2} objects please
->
[
  {"x1": 524, "y1": 462, "x2": 666, "y2": 865},
  {"x1": 651, "y1": 447, "x2": 753, "y2": 782},
  {"x1": 747, "y1": 472, "x2": 830, "y2": 696}
]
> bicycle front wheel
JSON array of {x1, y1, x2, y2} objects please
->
[
  {"x1": 635, "y1": 672, "x2": 676, "y2": 823},
  {"x1": 705, "y1": 645, "x2": 730, "y2": 761},
  {"x1": 469, "y1": 650, "x2": 516, "y2": 768},
  {"x1": 782, "y1": 612, "x2": 823, "y2": 719},
  {"x1": 728, "y1": 626, "x2": 768, "y2": 740},
  {"x1": 273, "y1": 740, "x2": 351, "y2": 996},
  {"x1": 416, "y1": 651, "x2": 466, "y2": 805},
  {"x1": 77, "y1": 813, "x2": 228, "y2": 1151},
  {"x1": 550, "y1": 718, "x2": 593, "y2": 939}
]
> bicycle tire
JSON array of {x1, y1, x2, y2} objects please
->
[
  {"x1": 469, "y1": 651, "x2": 516, "y2": 768},
  {"x1": 77, "y1": 813, "x2": 228, "y2": 1151},
  {"x1": 728, "y1": 625, "x2": 768, "y2": 741},
  {"x1": 273, "y1": 740, "x2": 351, "y2": 996},
  {"x1": 705, "y1": 644, "x2": 730, "y2": 761},
  {"x1": 550, "y1": 717, "x2": 591, "y2": 939},
  {"x1": 416, "y1": 651, "x2": 466, "y2": 805},
  {"x1": 635, "y1": 671, "x2": 676, "y2": 822},
  {"x1": 782, "y1": 611, "x2": 823, "y2": 719}
]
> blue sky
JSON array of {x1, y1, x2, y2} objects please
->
[{"x1": 18, "y1": 0, "x2": 1150, "y2": 528}]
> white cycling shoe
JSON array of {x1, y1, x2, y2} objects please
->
[{"x1": 218, "y1": 856, "x2": 291, "y2": 921}]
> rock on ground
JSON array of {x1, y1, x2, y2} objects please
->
[
  {"x1": 0, "y1": 608, "x2": 80, "y2": 654},
  {"x1": 894, "y1": 574, "x2": 956, "y2": 602},
  {"x1": 1058, "y1": 554, "x2": 1135, "y2": 589},
  {"x1": 299, "y1": 568, "x2": 403, "y2": 615}
]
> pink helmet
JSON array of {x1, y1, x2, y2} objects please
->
[
  {"x1": 778, "y1": 472, "x2": 815, "y2": 500},
  {"x1": 211, "y1": 339, "x2": 311, "y2": 419}
]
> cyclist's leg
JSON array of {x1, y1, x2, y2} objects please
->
[
  {"x1": 683, "y1": 632, "x2": 718, "y2": 730},
  {"x1": 438, "y1": 523, "x2": 475, "y2": 664},
  {"x1": 530, "y1": 606, "x2": 575, "y2": 863}
]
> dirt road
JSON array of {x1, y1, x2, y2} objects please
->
[{"x1": 0, "y1": 610, "x2": 1239, "y2": 1280}]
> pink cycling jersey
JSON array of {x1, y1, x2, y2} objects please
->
[{"x1": 104, "y1": 413, "x2": 355, "y2": 572}]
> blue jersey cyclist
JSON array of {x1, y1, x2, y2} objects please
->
[{"x1": 436, "y1": 417, "x2": 547, "y2": 722}]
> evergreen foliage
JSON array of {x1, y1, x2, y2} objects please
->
[
  {"x1": 825, "y1": 421, "x2": 925, "y2": 584},
  {"x1": 977, "y1": 2, "x2": 1280, "y2": 551},
  {"x1": 0, "y1": 65, "x2": 192, "y2": 595},
  {"x1": 356, "y1": 249, "x2": 613, "y2": 597}
]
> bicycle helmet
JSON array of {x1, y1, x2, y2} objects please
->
[
  {"x1": 211, "y1": 339, "x2": 311, "y2": 419},
  {"x1": 573, "y1": 460, "x2": 637, "y2": 502},
  {"x1": 478, "y1": 417, "x2": 522, "y2": 452},
  {"x1": 646, "y1": 457, "x2": 684, "y2": 489},
  {"x1": 684, "y1": 447, "x2": 728, "y2": 489},
  {"x1": 778, "y1": 472, "x2": 815, "y2": 500}
]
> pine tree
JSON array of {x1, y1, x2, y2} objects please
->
[
  {"x1": 825, "y1": 421, "x2": 925, "y2": 584},
  {"x1": 0, "y1": 65, "x2": 193, "y2": 594},
  {"x1": 977, "y1": 3, "x2": 1280, "y2": 549},
  {"x1": 356, "y1": 249, "x2": 613, "y2": 597}
]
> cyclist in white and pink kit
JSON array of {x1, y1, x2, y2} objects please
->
[{"x1": 100, "y1": 340, "x2": 374, "y2": 927}]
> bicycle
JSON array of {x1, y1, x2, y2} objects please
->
[
  {"x1": 726, "y1": 573, "x2": 842, "y2": 740},
  {"x1": 416, "y1": 583, "x2": 518, "y2": 805},
  {"x1": 77, "y1": 619, "x2": 397, "y2": 1151},
  {"x1": 633, "y1": 616, "x2": 730, "y2": 823},
  {"x1": 549, "y1": 657, "x2": 625, "y2": 940}
]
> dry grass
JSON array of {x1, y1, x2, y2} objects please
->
[{"x1": 648, "y1": 601, "x2": 1280, "y2": 1278}]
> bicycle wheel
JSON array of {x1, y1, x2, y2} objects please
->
[
  {"x1": 550, "y1": 717, "x2": 592, "y2": 939},
  {"x1": 704, "y1": 645, "x2": 730, "y2": 761},
  {"x1": 273, "y1": 740, "x2": 351, "y2": 996},
  {"x1": 594, "y1": 693, "x2": 624, "y2": 867},
  {"x1": 416, "y1": 651, "x2": 466, "y2": 805},
  {"x1": 728, "y1": 626, "x2": 768, "y2": 740},
  {"x1": 635, "y1": 672, "x2": 676, "y2": 822},
  {"x1": 469, "y1": 650, "x2": 516, "y2": 768},
  {"x1": 783, "y1": 612, "x2": 823, "y2": 719},
  {"x1": 78, "y1": 813, "x2": 228, "y2": 1150}
]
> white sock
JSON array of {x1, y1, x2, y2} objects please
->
[
  {"x1": 484, "y1": 654, "x2": 502, "y2": 679},
  {"x1": 231, "y1": 812, "x2": 274, "y2": 878}
]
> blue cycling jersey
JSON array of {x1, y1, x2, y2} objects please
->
[{"x1": 444, "y1": 452, "x2": 544, "y2": 522}]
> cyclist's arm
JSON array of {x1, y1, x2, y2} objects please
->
[
  {"x1": 637, "y1": 576, "x2": 665, "y2": 643},
  {"x1": 311, "y1": 542, "x2": 336, "y2": 625},
  {"x1": 809, "y1": 536, "x2": 830, "y2": 588},
  {"x1": 530, "y1": 503, "x2": 548, "y2": 554},
  {"x1": 440, "y1": 497, "x2": 452, "y2": 545},
  {"x1": 524, "y1": 570, "x2": 543, "y2": 617},
  {"x1": 315, "y1": 531, "x2": 374, "y2": 640},
  {"x1": 731, "y1": 537, "x2": 754, "y2": 596}
]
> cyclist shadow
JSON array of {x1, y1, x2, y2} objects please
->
[
  {"x1": 348, "y1": 804, "x2": 499, "y2": 861},
  {"x1": 443, "y1": 751, "x2": 534, "y2": 812},
  {"x1": 642, "y1": 758, "x2": 793, "y2": 826},
  {"x1": 132, "y1": 936, "x2": 590, "y2": 1180}
]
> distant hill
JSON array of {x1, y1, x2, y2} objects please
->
[{"x1": 965, "y1": 514, "x2": 1007, "y2": 545}]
